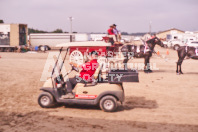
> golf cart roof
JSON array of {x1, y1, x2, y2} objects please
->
[{"x1": 56, "y1": 41, "x2": 112, "y2": 47}]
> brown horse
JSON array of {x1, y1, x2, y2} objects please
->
[
  {"x1": 121, "y1": 37, "x2": 164, "y2": 73},
  {"x1": 176, "y1": 46, "x2": 198, "y2": 74}
]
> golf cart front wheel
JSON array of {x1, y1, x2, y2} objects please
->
[
  {"x1": 38, "y1": 92, "x2": 55, "y2": 108},
  {"x1": 99, "y1": 95, "x2": 118, "y2": 112}
]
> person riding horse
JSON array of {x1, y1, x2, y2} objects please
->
[{"x1": 121, "y1": 35, "x2": 164, "y2": 73}]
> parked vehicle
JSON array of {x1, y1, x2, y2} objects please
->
[
  {"x1": 187, "y1": 41, "x2": 198, "y2": 48},
  {"x1": 29, "y1": 33, "x2": 75, "y2": 50},
  {"x1": 165, "y1": 32, "x2": 198, "y2": 50},
  {"x1": 0, "y1": 23, "x2": 28, "y2": 52},
  {"x1": 168, "y1": 40, "x2": 185, "y2": 50}
]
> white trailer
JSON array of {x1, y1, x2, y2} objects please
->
[
  {"x1": 90, "y1": 34, "x2": 106, "y2": 41},
  {"x1": 29, "y1": 33, "x2": 75, "y2": 50}
]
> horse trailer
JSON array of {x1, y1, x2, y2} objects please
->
[{"x1": 0, "y1": 23, "x2": 28, "y2": 52}]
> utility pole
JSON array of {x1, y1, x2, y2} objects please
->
[
  {"x1": 149, "y1": 21, "x2": 152, "y2": 35},
  {"x1": 68, "y1": 16, "x2": 74, "y2": 33}
]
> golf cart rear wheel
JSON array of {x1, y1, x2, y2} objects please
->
[
  {"x1": 38, "y1": 92, "x2": 55, "y2": 108},
  {"x1": 99, "y1": 95, "x2": 117, "y2": 112}
]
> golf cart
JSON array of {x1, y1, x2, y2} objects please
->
[{"x1": 38, "y1": 47, "x2": 139, "y2": 112}]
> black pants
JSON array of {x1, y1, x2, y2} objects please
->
[{"x1": 66, "y1": 76, "x2": 85, "y2": 93}]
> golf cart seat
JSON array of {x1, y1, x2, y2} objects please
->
[{"x1": 72, "y1": 63, "x2": 103, "y2": 92}]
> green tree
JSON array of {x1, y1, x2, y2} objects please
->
[
  {"x1": 28, "y1": 28, "x2": 48, "y2": 34},
  {"x1": 121, "y1": 32, "x2": 129, "y2": 35},
  {"x1": 0, "y1": 20, "x2": 4, "y2": 23},
  {"x1": 52, "y1": 29, "x2": 63, "y2": 33}
]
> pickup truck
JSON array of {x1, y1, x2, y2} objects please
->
[{"x1": 163, "y1": 40, "x2": 185, "y2": 50}]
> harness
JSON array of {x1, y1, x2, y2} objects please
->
[
  {"x1": 185, "y1": 46, "x2": 188, "y2": 53},
  {"x1": 144, "y1": 43, "x2": 151, "y2": 53}
]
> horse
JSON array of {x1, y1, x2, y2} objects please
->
[
  {"x1": 176, "y1": 46, "x2": 198, "y2": 74},
  {"x1": 120, "y1": 37, "x2": 164, "y2": 73}
]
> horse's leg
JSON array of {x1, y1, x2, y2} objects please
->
[
  {"x1": 121, "y1": 48, "x2": 131, "y2": 70},
  {"x1": 121, "y1": 46, "x2": 129, "y2": 69},
  {"x1": 144, "y1": 53, "x2": 152, "y2": 73},
  {"x1": 177, "y1": 57, "x2": 185, "y2": 74},
  {"x1": 179, "y1": 58, "x2": 184, "y2": 74},
  {"x1": 147, "y1": 56, "x2": 152, "y2": 72},
  {"x1": 122, "y1": 52, "x2": 128, "y2": 69},
  {"x1": 144, "y1": 55, "x2": 149, "y2": 73},
  {"x1": 176, "y1": 49, "x2": 186, "y2": 74},
  {"x1": 176, "y1": 62, "x2": 179, "y2": 73}
]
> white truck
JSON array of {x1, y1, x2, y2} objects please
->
[{"x1": 164, "y1": 32, "x2": 198, "y2": 50}]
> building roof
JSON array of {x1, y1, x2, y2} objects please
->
[{"x1": 157, "y1": 28, "x2": 185, "y2": 34}]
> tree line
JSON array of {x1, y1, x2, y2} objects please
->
[{"x1": 0, "y1": 20, "x2": 154, "y2": 36}]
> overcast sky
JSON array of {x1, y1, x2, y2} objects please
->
[{"x1": 1, "y1": 0, "x2": 198, "y2": 33}]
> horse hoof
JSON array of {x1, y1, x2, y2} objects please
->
[
  {"x1": 180, "y1": 72, "x2": 183, "y2": 74},
  {"x1": 176, "y1": 72, "x2": 180, "y2": 75}
]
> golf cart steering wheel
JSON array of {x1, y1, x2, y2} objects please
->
[{"x1": 70, "y1": 64, "x2": 79, "y2": 72}]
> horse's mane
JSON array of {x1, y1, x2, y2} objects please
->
[{"x1": 146, "y1": 37, "x2": 156, "y2": 44}]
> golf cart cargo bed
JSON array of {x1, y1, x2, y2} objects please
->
[{"x1": 108, "y1": 69, "x2": 139, "y2": 83}]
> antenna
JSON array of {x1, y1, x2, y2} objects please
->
[{"x1": 149, "y1": 21, "x2": 152, "y2": 35}]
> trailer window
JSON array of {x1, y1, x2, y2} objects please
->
[{"x1": 166, "y1": 34, "x2": 171, "y2": 40}]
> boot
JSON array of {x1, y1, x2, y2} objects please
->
[{"x1": 61, "y1": 93, "x2": 75, "y2": 99}]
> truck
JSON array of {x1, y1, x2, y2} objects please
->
[
  {"x1": 164, "y1": 32, "x2": 198, "y2": 50},
  {"x1": 0, "y1": 23, "x2": 28, "y2": 52}
]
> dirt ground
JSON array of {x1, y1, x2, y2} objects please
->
[{"x1": 0, "y1": 46, "x2": 198, "y2": 132}]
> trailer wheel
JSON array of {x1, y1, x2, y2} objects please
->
[
  {"x1": 38, "y1": 92, "x2": 55, "y2": 108},
  {"x1": 45, "y1": 45, "x2": 51, "y2": 50},
  {"x1": 69, "y1": 50, "x2": 84, "y2": 65},
  {"x1": 40, "y1": 45, "x2": 47, "y2": 52},
  {"x1": 99, "y1": 95, "x2": 118, "y2": 112}
]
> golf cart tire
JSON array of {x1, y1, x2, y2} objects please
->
[
  {"x1": 38, "y1": 92, "x2": 55, "y2": 108},
  {"x1": 99, "y1": 95, "x2": 118, "y2": 112}
]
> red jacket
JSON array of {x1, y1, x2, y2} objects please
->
[
  {"x1": 79, "y1": 59, "x2": 99, "y2": 81},
  {"x1": 107, "y1": 28, "x2": 115, "y2": 35}
]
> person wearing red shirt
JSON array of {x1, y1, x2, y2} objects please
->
[
  {"x1": 107, "y1": 25, "x2": 117, "y2": 44},
  {"x1": 107, "y1": 25, "x2": 115, "y2": 35},
  {"x1": 62, "y1": 51, "x2": 99, "y2": 99}
]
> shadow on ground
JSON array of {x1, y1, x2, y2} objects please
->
[
  {"x1": 58, "y1": 96, "x2": 158, "y2": 112},
  {"x1": 0, "y1": 110, "x2": 198, "y2": 132},
  {"x1": 118, "y1": 96, "x2": 158, "y2": 111}
]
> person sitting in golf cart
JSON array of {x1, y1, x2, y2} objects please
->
[{"x1": 62, "y1": 51, "x2": 99, "y2": 99}]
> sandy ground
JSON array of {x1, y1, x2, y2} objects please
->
[{"x1": 0, "y1": 46, "x2": 198, "y2": 132}]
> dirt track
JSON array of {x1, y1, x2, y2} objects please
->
[{"x1": 0, "y1": 46, "x2": 198, "y2": 132}]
